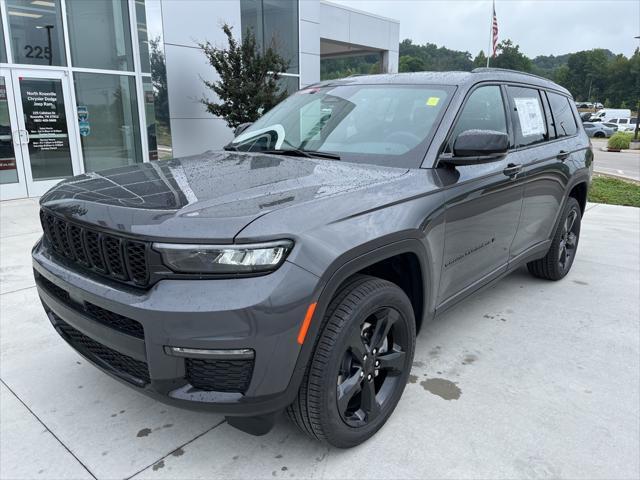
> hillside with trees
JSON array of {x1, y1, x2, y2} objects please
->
[{"x1": 320, "y1": 39, "x2": 639, "y2": 109}]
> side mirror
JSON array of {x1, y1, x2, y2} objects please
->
[
  {"x1": 441, "y1": 130, "x2": 509, "y2": 166},
  {"x1": 234, "y1": 122, "x2": 253, "y2": 137}
]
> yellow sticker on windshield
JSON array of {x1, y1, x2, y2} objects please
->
[{"x1": 426, "y1": 97, "x2": 440, "y2": 106}]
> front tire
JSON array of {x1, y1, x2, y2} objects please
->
[
  {"x1": 287, "y1": 275, "x2": 416, "y2": 448},
  {"x1": 527, "y1": 197, "x2": 582, "y2": 280}
]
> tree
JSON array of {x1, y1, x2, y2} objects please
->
[
  {"x1": 199, "y1": 24, "x2": 289, "y2": 129},
  {"x1": 473, "y1": 51, "x2": 487, "y2": 68},
  {"x1": 491, "y1": 39, "x2": 532, "y2": 72}
]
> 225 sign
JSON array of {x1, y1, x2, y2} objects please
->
[{"x1": 24, "y1": 45, "x2": 52, "y2": 61}]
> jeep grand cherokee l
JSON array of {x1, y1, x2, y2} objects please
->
[{"x1": 33, "y1": 68, "x2": 592, "y2": 448}]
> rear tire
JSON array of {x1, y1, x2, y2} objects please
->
[
  {"x1": 527, "y1": 197, "x2": 582, "y2": 281},
  {"x1": 594, "y1": 132, "x2": 605, "y2": 138},
  {"x1": 287, "y1": 275, "x2": 415, "y2": 448}
]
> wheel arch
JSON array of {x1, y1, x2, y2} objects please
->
[
  {"x1": 310, "y1": 237, "x2": 433, "y2": 338},
  {"x1": 568, "y1": 180, "x2": 588, "y2": 215}
]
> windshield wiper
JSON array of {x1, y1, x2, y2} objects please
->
[{"x1": 262, "y1": 149, "x2": 341, "y2": 160}]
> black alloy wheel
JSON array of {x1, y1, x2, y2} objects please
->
[
  {"x1": 287, "y1": 275, "x2": 416, "y2": 448},
  {"x1": 558, "y1": 207, "x2": 579, "y2": 273},
  {"x1": 337, "y1": 307, "x2": 409, "y2": 427},
  {"x1": 528, "y1": 197, "x2": 582, "y2": 280}
]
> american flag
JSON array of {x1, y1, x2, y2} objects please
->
[{"x1": 491, "y1": 1, "x2": 499, "y2": 57}]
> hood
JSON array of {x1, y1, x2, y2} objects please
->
[{"x1": 40, "y1": 151, "x2": 409, "y2": 242}]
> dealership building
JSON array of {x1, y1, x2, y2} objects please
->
[{"x1": 0, "y1": 0, "x2": 399, "y2": 200}]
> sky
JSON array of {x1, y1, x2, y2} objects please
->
[{"x1": 330, "y1": 0, "x2": 640, "y2": 59}]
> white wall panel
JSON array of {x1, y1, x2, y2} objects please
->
[
  {"x1": 348, "y1": 13, "x2": 390, "y2": 50},
  {"x1": 319, "y1": 2, "x2": 349, "y2": 42},
  {"x1": 170, "y1": 118, "x2": 234, "y2": 157},
  {"x1": 300, "y1": 53, "x2": 320, "y2": 87},
  {"x1": 161, "y1": 0, "x2": 241, "y2": 47},
  {"x1": 165, "y1": 44, "x2": 217, "y2": 120},
  {"x1": 300, "y1": 20, "x2": 320, "y2": 55},
  {"x1": 299, "y1": 0, "x2": 320, "y2": 23}
]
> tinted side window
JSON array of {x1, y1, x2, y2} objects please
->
[
  {"x1": 447, "y1": 85, "x2": 507, "y2": 152},
  {"x1": 619, "y1": 119, "x2": 628, "y2": 125},
  {"x1": 507, "y1": 86, "x2": 547, "y2": 147},
  {"x1": 548, "y1": 93, "x2": 578, "y2": 137}
]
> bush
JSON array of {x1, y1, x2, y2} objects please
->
[{"x1": 607, "y1": 132, "x2": 634, "y2": 150}]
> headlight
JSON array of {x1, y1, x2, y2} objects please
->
[{"x1": 153, "y1": 240, "x2": 293, "y2": 274}]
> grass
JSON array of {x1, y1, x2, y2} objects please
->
[{"x1": 588, "y1": 176, "x2": 640, "y2": 207}]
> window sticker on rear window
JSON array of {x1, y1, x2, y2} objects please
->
[
  {"x1": 514, "y1": 97, "x2": 546, "y2": 136},
  {"x1": 426, "y1": 97, "x2": 440, "y2": 106}
]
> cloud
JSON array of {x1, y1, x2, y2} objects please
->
[{"x1": 329, "y1": 0, "x2": 640, "y2": 58}]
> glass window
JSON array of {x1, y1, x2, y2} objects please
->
[
  {"x1": 135, "y1": 0, "x2": 163, "y2": 74},
  {"x1": 241, "y1": 0, "x2": 299, "y2": 74},
  {"x1": 231, "y1": 84, "x2": 453, "y2": 167},
  {"x1": 277, "y1": 75, "x2": 299, "y2": 97},
  {"x1": 547, "y1": 92, "x2": 577, "y2": 137},
  {"x1": 619, "y1": 118, "x2": 628, "y2": 124},
  {"x1": 143, "y1": 76, "x2": 171, "y2": 160},
  {"x1": 0, "y1": 77, "x2": 18, "y2": 184},
  {"x1": 66, "y1": 0, "x2": 134, "y2": 71},
  {"x1": 1, "y1": 18, "x2": 7, "y2": 63},
  {"x1": 447, "y1": 85, "x2": 507, "y2": 152},
  {"x1": 508, "y1": 86, "x2": 547, "y2": 147},
  {"x1": 5, "y1": 0, "x2": 66, "y2": 66},
  {"x1": 74, "y1": 72, "x2": 142, "y2": 172}
]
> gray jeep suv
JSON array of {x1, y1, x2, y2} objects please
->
[{"x1": 33, "y1": 68, "x2": 592, "y2": 447}]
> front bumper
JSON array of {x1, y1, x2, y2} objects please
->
[{"x1": 32, "y1": 241, "x2": 319, "y2": 416}]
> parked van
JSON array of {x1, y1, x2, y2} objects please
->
[{"x1": 590, "y1": 108, "x2": 631, "y2": 123}]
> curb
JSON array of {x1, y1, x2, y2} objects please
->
[{"x1": 599, "y1": 147, "x2": 640, "y2": 153}]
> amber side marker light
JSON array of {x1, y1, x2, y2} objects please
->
[{"x1": 297, "y1": 303, "x2": 317, "y2": 345}]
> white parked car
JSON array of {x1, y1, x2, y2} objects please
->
[{"x1": 608, "y1": 117, "x2": 638, "y2": 132}]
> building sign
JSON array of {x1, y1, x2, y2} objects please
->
[{"x1": 20, "y1": 78, "x2": 70, "y2": 156}]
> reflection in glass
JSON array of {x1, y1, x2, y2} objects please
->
[
  {"x1": 277, "y1": 76, "x2": 299, "y2": 97},
  {"x1": 143, "y1": 77, "x2": 171, "y2": 160},
  {"x1": 0, "y1": 78, "x2": 18, "y2": 184},
  {"x1": 66, "y1": 0, "x2": 134, "y2": 71},
  {"x1": 136, "y1": 0, "x2": 164, "y2": 74},
  {"x1": 6, "y1": 0, "x2": 67, "y2": 66},
  {"x1": 136, "y1": 0, "x2": 150, "y2": 73},
  {"x1": 19, "y1": 77, "x2": 73, "y2": 180},
  {"x1": 240, "y1": 0, "x2": 299, "y2": 74},
  {"x1": 1, "y1": 19, "x2": 7, "y2": 63},
  {"x1": 74, "y1": 73, "x2": 142, "y2": 172}
]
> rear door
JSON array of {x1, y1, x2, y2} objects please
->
[
  {"x1": 436, "y1": 84, "x2": 523, "y2": 309},
  {"x1": 508, "y1": 87, "x2": 577, "y2": 260}
]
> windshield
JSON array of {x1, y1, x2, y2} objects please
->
[{"x1": 230, "y1": 84, "x2": 454, "y2": 167}]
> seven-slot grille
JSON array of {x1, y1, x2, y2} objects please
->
[{"x1": 40, "y1": 210, "x2": 149, "y2": 287}]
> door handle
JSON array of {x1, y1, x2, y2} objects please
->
[
  {"x1": 557, "y1": 150, "x2": 570, "y2": 161},
  {"x1": 12, "y1": 130, "x2": 21, "y2": 145},
  {"x1": 503, "y1": 163, "x2": 522, "y2": 178}
]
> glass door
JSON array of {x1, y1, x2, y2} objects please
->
[
  {"x1": 0, "y1": 67, "x2": 81, "y2": 199},
  {"x1": 0, "y1": 72, "x2": 28, "y2": 200}
]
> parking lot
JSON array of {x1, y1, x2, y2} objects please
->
[
  {"x1": 592, "y1": 138, "x2": 640, "y2": 181},
  {"x1": 1, "y1": 198, "x2": 639, "y2": 480}
]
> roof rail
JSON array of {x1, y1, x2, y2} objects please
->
[{"x1": 472, "y1": 67, "x2": 552, "y2": 83}]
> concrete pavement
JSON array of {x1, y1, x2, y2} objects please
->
[
  {"x1": 592, "y1": 138, "x2": 640, "y2": 181},
  {"x1": 1, "y1": 198, "x2": 639, "y2": 480}
]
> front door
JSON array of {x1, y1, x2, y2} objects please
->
[
  {"x1": 435, "y1": 84, "x2": 524, "y2": 311},
  {"x1": 0, "y1": 68, "x2": 80, "y2": 200}
]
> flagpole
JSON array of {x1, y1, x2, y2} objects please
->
[{"x1": 486, "y1": 0, "x2": 493, "y2": 67}]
